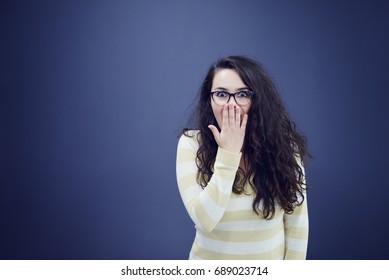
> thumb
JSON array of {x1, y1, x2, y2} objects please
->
[{"x1": 208, "y1": 125, "x2": 220, "y2": 141}]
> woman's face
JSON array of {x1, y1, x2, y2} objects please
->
[{"x1": 210, "y1": 69, "x2": 252, "y2": 129}]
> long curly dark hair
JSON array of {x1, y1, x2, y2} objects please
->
[{"x1": 183, "y1": 55, "x2": 309, "y2": 219}]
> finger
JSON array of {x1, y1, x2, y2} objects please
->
[
  {"x1": 229, "y1": 104, "x2": 234, "y2": 126},
  {"x1": 241, "y1": 114, "x2": 248, "y2": 130},
  {"x1": 208, "y1": 125, "x2": 220, "y2": 142},
  {"x1": 222, "y1": 104, "x2": 229, "y2": 129},
  {"x1": 235, "y1": 107, "x2": 241, "y2": 126}
]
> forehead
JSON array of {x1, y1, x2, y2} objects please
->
[{"x1": 211, "y1": 69, "x2": 247, "y2": 90}]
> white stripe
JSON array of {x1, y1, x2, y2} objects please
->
[
  {"x1": 284, "y1": 214, "x2": 309, "y2": 227},
  {"x1": 191, "y1": 211, "x2": 202, "y2": 230},
  {"x1": 211, "y1": 176, "x2": 235, "y2": 195},
  {"x1": 195, "y1": 231, "x2": 285, "y2": 255},
  {"x1": 192, "y1": 210, "x2": 215, "y2": 232},
  {"x1": 285, "y1": 237, "x2": 308, "y2": 251},
  {"x1": 226, "y1": 195, "x2": 255, "y2": 211},
  {"x1": 180, "y1": 184, "x2": 202, "y2": 206},
  {"x1": 176, "y1": 161, "x2": 197, "y2": 180},
  {"x1": 215, "y1": 214, "x2": 284, "y2": 232},
  {"x1": 188, "y1": 251, "x2": 202, "y2": 260},
  {"x1": 178, "y1": 135, "x2": 199, "y2": 150},
  {"x1": 296, "y1": 191, "x2": 307, "y2": 204},
  {"x1": 177, "y1": 164, "x2": 235, "y2": 196},
  {"x1": 199, "y1": 191, "x2": 227, "y2": 220}
]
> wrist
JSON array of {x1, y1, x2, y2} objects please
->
[{"x1": 220, "y1": 145, "x2": 241, "y2": 155}]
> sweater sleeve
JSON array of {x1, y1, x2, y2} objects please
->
[
  {"x1": 176, "y1": 133, "x2": 241, "y2": 232},
  {"x1": 283, "y1": 156, "x2": 309, "y2": 260}
]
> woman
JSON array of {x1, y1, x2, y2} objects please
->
[{"x1": 176, "y1": 56, "x2": 309, "y2": 260}]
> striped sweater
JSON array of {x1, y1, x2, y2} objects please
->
[{"x1": 176, "y1": 130, "x2": 309, "y2": 260}]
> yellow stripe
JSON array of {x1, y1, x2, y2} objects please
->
[
  {"x1": 204, "y1": 181, "x2": 231, "y2": 203},
  {"x1": 221, "y1": 208, "x2": 283, "y2": 222},
  {"x1": 215, "y1": 148, "x2": 242, "y2": 167},
  {"x1": 181, "y1": 130, "x2": 199, "y2": 138},
  {"x1": 191, "y1": 242, "x2": 285, "y2": 260},
  {"x1": 178, "y1": 173, "x2": 198, "y2": 191},
  {"x1": 193, "y1": 201, "x2": 218, "y2": 231},
  {"x1": 284, "y1": 249, "x2": 306, "y2": 260},
  {"x1": 200, "y1": 223, "x2": 284, "y2": 242},
  {"x1": 291, "y1": 202, "x2": 308, "y2": 214},
  {"x1": 215, "y1": 168, "x2": 239, "y2": 181},
  {"x1": 284, "y1": 226, "x2": 309, "y2": 239},
  {"x1": 221, "y1": 210, "x2": 262, "y2": 222},
  {"x1": 176, "y1": 148, "x2": 196, "y2": 162}
]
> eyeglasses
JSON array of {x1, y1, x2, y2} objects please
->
[{"x1": 210, "y1": 90, "x2": 254, "y2": 106}]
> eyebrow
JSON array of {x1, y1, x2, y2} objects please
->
[{"x1": 214, "y1": 87, "x2": 250, "y2": 91}]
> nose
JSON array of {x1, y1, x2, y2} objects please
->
[{"x1": 227, "y1": 95, "x2": 238, "y2": 105}]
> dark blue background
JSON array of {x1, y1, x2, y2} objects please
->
[{"x1": 1, "y1": 0, "x2": 388, "y2": 259}]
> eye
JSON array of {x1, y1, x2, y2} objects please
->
[
  {"x1": 214, "y1": 91, "x2": 228, "y2": 97},
  {"x1": 236, "y1": 91, "x2": 251, "y2": 98}
]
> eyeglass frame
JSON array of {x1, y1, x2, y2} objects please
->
[{"x1": 210, "y1": 90, "x2": 254, "y2": 106}]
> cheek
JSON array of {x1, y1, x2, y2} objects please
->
[
  {"x1": 243, "y1": 103, "x2": 252, "y2": 114},
  {"x1": 211, "y1": 103, "x2": 223, "y2": 126}
]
